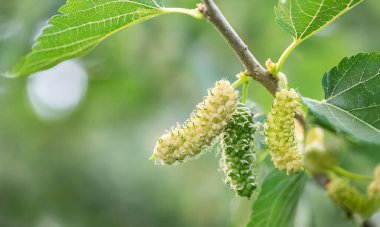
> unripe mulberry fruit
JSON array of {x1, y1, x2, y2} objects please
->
[
  {"x1": 264, "y1": 89, "x2": 304, "y2": 175},
  {"x1": 305, "y1": 127, "x2": 325, "y2": 153},
  {"x1": 327, "y1": 176, "x2": 374, "y2": 218},
  {"x1": 220, "y1": 103, "x2": 257, "y2": 198},
  {"x1": 152, "y1": 80, "x2": 239, "y2": 165},
  {"x1": 368, "y1": 165, "x2": 380, "y2": 199}
]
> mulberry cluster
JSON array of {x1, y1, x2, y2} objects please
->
[
  {"x1": 327, "y1": 175, "x2": 380, "y2": 218},
  {"x1": 220, "y1": 103, "x2": 257, "y2": 198},
  {"x1": 152, "y1": 80, "x2": 239, "y2": 165},
  {"x1": 264, "y1": 89, "x2": 304, "y2": 175}
]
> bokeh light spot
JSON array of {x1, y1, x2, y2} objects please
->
[{"x1": 27, "y1": 60, "x2": 88, "y2": 121}]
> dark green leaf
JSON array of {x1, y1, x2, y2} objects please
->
[
  {"x1": 247, "y1": 170, "x2": 307, "y2": 227},
  {"x1": 303, "y1": 53, "x2": 380, "y2": 145}
]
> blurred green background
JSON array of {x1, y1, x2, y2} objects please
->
[{"x1": 0, "y1": 0, "x2": 379, "y2": 226}]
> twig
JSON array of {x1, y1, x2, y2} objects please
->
[
  {"x1": 198, "y1": 0, "x2": 279, "y2": 96},
  {"x1": 198, "y1": 0, "x2": 305, "y2": 127}
]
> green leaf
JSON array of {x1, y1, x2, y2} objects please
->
[
  {"x1": 275, "y1": 0, "x2": 363, "y2": 42},
  {"x1": 247, "y1": 170, "x2": 307, "y2": 227},
  {"x1": 303, "y1": 53, "x2": 380, "y2": 146},
  {"x1": 12, "y1": 0, "x2": 166, "y2": 77}
]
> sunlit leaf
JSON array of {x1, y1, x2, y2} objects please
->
[
  {"x1": 12, "y1": 0, "x2": 165, "y2": 77},
  {"x1": 275, "y1": 0, "x2": 362, "y2": 42}
]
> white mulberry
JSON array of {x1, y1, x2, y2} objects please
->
[
  {"x1": 368, "y1": 165, "x2": 380, "y2": 200},
  {"x1": 264, "y1": 89, "x2": 304, "y2": 175},
  {"x1": 327, "y1": 176, "x2": 377, "y2": 218},
  {"x1": 152, "y1": 80, "x2": 239, "y2": 165}
]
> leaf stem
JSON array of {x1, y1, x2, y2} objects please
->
[
  {"x1": 232, "y1": 78, "x2": 244, "y2": 88},
  {"x1": 233, "y1": 72, "x2": 252, "y2": 104},
  {"x1": 273, "y1": 39, "x2": 300, "y2": 76},
  {"x1": 232, "y1": 72, "x2": 252, "y2": 88},
  {"x1": 162, "y1": 8, "x2": 204, "y2": 19},
  {"x1": 241, "y1": 81, "x2": 249, "y2": 104},
  {"x1": 331, "y1": 166, "x2": 373, "y2": 183}
]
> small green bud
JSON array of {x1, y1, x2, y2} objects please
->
[
  {"x1": 220, "y1": 103, "x2": 258, "y2": 198},
  {"x1": 152, "y1": 80, "x2": 239, "y2": 165},
  {"x1": 264, "y1": 89, "x2": 304, "y2": 175}
]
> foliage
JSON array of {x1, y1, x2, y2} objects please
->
[
  {"x1": 12, "y1": 0, "x2": 165, "y2": 77},
  {"x1": 275, "y1": 0, "x2": 362, "y2": 42},
  {"x1": 303, "y1": 53, "x2": 380, "y2": 146},
  {"x1": 248, "y1": 169, "x2": 307, "y2": 227},
  {"x1": 9, "y1": 0, "x2": 202, "y2": 77}
]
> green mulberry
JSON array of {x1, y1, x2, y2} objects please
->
[
  {"x1": 264, "y1": 89, "x2": 304, "y2": 175},
  {"x1": 368, "y1": 165, "x2": 380, "y2": 199},
  {"x1": 327, "y1": 176, "x2": 377, "y2": 218},
  {"x1": 152, "y1": 80, "x2": 239, "y2": 165},
  {"x1": 220, "y1": 103, "x2": 257, "y2": 198}
]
